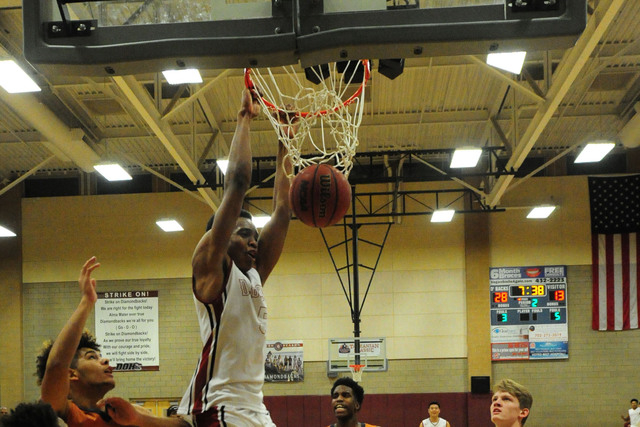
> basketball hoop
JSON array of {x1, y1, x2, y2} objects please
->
[
  {"x1": 348, "y1": 364, "x2": 366, "y2": 382},
  {"x1": 244, "y1": 60, "x2": 370, "y2": 178}
]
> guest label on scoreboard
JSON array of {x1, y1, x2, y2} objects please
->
[{"x1": 490, "y1": 266, "x2": 568, "y2": 361}]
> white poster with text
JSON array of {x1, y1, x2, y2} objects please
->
[{"x1": 95, "y1": 291, "x2": 159, "y2": 371}]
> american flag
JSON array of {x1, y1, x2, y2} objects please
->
[{"x1": 590, "y1": 174, "x2": 640, "y2": 331}]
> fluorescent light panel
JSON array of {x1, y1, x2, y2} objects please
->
[
  {"x1": 451, "y1": 148, "x2": 482, "y2": 168},
  {"x1": 527, "y1": 206, "x2": 556, "y2": 219},
  {"x1": 574, "y1": 141, "x2": 615, "y2": 163},
  {"x1": 0, "y1": 60, "x2": 41, "y2": 93},
  {"x1": 156, "y1": 219, "x2": 184, "y2": 232},
  {"x1": 217, "y1": 159, "x2": 229, "y2": 175},
  {"x1": 94, "y1": 163, "x2": 133, "y2": 181},
  {"x1": 162, "y1": 69, "x2": 203, "y2": 85},
  {"x1": 486, "y1": 51, "x2": 527, "y2": 74},
  {"x1": 431, "y1": 209, "x2": 455, "y2": 223},
  {"x1": 252, "y1": 215, "x2": 271, "y2": 228},
  {"x1": 0, "y1": 225, "x2": 17, "y2": 237}
]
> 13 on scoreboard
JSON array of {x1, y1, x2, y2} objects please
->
[{"x1": 490, "y1": 265, "x2": 568, "y2": 361}]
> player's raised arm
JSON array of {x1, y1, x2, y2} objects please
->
[
  {"x1": 192, "y1": 89, "x2": 260, "y2": 304},
  {"x1": 40, "y1": 257, "x2": 101, "y2": 416},
  {"x1": 255, "y1": 121, "x2": 295, "y2": 285}
]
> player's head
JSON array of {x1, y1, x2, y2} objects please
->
[
  {"x1": 491, "y1": 379, "x2": 532, "y2": 426},
  {"x1": 0, "y1": 402, "x2": 59, "y2": 427},
  {"x1": 331, "y1": 377, "x2": 364, "y2": 406},
  {"x1": 428, "y1": 401, "x2": 441, "y2": 418},
  {"x1": 330, "y1": 377, "x2": 365, "y2": 421},
  {"x1": 36, "y1": 330, "x2": 113, "y2": 393},
  {"x1": 631, "y1": 398, "x2": 638, "y2": 409},
  {"x1": 205, "y1": 209, "x2": 253, "y2": 231}
]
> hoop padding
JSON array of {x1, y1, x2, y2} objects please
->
[{"x1": 245, "y1": 60, "x2": 370, "y2": 178}]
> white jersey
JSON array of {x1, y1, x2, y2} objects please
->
[
  {"x1": 421, "y1": 418, "x2": 448, "y2": 427},
  {"x1": 179, "y1": 262, "x2": 268, "y2": 416},
  {"x1": 630, "y1": 407, "x2": 640, "y2": 426}
]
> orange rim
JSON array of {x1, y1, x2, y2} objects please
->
[{"x1": 244, "y1": 60, "x2": 370, "y2": 118}]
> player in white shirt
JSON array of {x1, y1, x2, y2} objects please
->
[
  {"x1": 622, "y1": 398, "x2": 640, "y2": 427},
  {"x1": 178, "y1": 89, "x2": 294, "y2": 427}
]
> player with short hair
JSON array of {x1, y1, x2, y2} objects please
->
[
  {"x1": 327, "y1": 377, "x2": 379, "y2": 427},
  {"x1": 419, "y1": 401, "x2": 450, "y2": 427},
  {"x1": 37, "y1": 257, "x2": 188, "y2": 427},
  {"x1": 177, "y1": 89, "x2": 294, "y2": 427},
  {"x1": 0, "y1": 401, "x2": 60, "y2": 427},
  {"x1": 622, "y1": 398, "x2": 640, "y2": 427},
  {"x1": 490, "y1": 379, "x2": 533, "y2": 427}
]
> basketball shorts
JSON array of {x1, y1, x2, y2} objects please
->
[{"x1": 192, "y1": 405, "x2": 276, "y2": 427}]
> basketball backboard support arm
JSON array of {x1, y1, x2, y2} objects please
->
[{"x1": 23, "y1": 0, "x2": 587, "y2": 76}]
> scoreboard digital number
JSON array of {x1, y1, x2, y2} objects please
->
[
  {"x1": 492, "y1": 287, "x2": 566, "y2": 302},
  {"x1": 490, "y1": 266, "x2": 568, "y2": 361}
]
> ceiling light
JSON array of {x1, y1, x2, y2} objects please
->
[
  {"x1": 574, "y1": 141, "x2": 615, "y2": 163},
  {"x1": 450, "y1": 148, "x2": 482, "y2": 168},
  {"x1": 431, "y1": 209, "x2": 455, "y2": 223},
  {"x1": 0, "y1": 60, "x2": 41, "y2": 93},
  {"x1": 156, "y1": 219, "x2": 184, "y2": 232},
  {"x1": 94, "y1": 163, "x2": 133, "y2": 181},
  {"x1": 486, "y1": 51, "x2": 527, "y2": 74},
  {"x1": 0, "y1": 225, "x2": 17, "y2": 237},
  {"x1": 217, "y1": 159, "x2": 229, "y2": 175},
  {"x1": 527, "y1": 206, "x2": 556, "y2": 219},
  {"x1": 162, "y1": 69, "x2": 203, "y2": 85},
  {"x1": 252, "y1": 215, "x2": 271, "y2": 228}
]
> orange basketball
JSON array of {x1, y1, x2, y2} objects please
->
[{"x1": 289, "y1": 164, "x2": 351, "y2": 228}]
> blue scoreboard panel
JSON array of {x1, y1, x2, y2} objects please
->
[{"x1": 490, "y1": 265, "x2": 568, "y2": 361}]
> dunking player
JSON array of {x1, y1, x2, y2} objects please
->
[{"x1": 178, "y1": 89, "x2": 294, "y2": 426}]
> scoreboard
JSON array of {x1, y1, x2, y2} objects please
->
[{"x1": 490, "y1": 265, "x2": 568, "y2": 361}]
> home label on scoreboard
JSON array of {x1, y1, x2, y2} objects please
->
[{"x1": 490, "y1": 265, "x2": 568, "y2": 361}]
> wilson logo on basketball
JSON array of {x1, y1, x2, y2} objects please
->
[{"x1": 318, "y1": 174, "x2": 331, "y2": 218}]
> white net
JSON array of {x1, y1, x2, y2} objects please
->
[
  {"x1": 347, "y1": 353, "x2": 367, "y2": 382},
  {"x1": 245, "y1": 60, "x2": 369, "y2": 178}
]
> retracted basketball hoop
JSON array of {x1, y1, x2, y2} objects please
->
[{"x1": 244, "y1": 60, "x2": 370, "y2": 178}]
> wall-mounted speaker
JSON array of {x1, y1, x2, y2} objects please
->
[{"x1": 471, "y1": 376, "x2": 491, "y2": 394}]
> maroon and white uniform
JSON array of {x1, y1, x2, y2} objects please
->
[{"x1": 179, "y1": 262, "x2": 274, "y2": 426}]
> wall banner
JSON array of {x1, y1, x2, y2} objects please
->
[
  {"x1": 264, "y1": 340, "x2": 304, "y2": 382},
  {"x1": 95, "y1": 290, "x2": 160, "y2": 371}
]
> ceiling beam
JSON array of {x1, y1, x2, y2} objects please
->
[
  {"x1": 0, "y1": 89, "x2": 100, "y2": 172},
  {"x1": 485, "y1": 0, "x2": 626, "y2": 207},
  {"x1": 111, "y1": 75, "x2": 221, "y2": 210}
]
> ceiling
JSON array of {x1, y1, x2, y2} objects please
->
[{"x1": 0, "y1": 0, "x2": 639, "y2": 211}]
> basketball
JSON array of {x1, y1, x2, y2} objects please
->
[{"x1": 289, "y1": 164, "x2": 351, "y2": 228}]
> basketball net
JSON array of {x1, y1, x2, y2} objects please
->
[
  {"x1": 245, "y1": 60, "x2": 370, "y2": 178},
  {"x1": 347, "y1": 353, "x2": 367, "y2": 382},
  {"x1": 349, "y1": 364, "x2": 366, "y2": 382}
]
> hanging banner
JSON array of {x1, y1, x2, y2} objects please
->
[
  {"x1": 264, "y1": 340, "x2": 304, "y2": 382},
  {"x1": 490, "y1": 266, "x2": 568, "y2": 361},
  {"x1": 95, "y1": 291, "x2": 160, "y2": 371}
]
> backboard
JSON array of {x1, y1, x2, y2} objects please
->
[
  {"x1": 23, "y1": 0, "x2": 588, "y2": 76},
  {"x1": 327, "y1": 337, "x2": 387, "y2": 375}
]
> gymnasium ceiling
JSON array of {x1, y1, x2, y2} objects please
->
[{"x1": 0, "y1": 0, "x2": 639, "y2": 211}]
